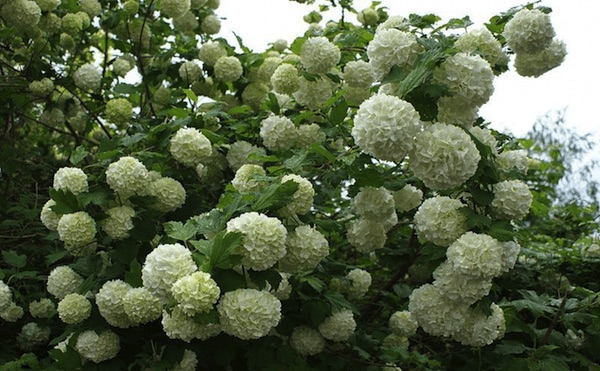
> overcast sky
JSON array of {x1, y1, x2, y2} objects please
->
[{"x1": 218, "y1": 0, "x2": 600, "y2": 142}]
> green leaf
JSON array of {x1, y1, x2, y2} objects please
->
[
  {"x1": 124, "y1": 259, "x2": 142, "y2": 287},
  {"x1": 49, "y1": 188, "x2": 80, "y2": 214},
  {"x1": 2, "y1": 250, "x2": 27, "y2": 269},
  {"x1": 191, "y1": 208, "x2": 227, "y2": 237},
  {"x1": 328, "y1": 98, "x2": 348, "y2": 126},
  {"x1": 469, "y1": 187, "x2": 495, "y2": 206},
  {"x1": 397, "y1": 46, "x2": 447, "y2": 98},
  {"x1": 303, "y1": 276, "x2": 325, "y2": 293},
  {"x1": 284, "y1": 152, "x2": 309, "y2": 171},
  {"x1": 460, "y1": 207, "x2": 493, "y2": 230},
  {"x1": 192, "y1": 308, "x2": 219, "y2": 325},
  {"x1": 324, "y1": 291, "x2": 358, "y2": 313},
  {"x1": 290, "y1": 37, "x2": 307, "y2": 55},
  {"x1": 78, "y1": 189, "x2": 112, "y2": 208},
  {"x1": 247, "y1": 268, "x2": 282, "y2": 290},
  {"x1": 69, "y1": 146, "x2": 88, "y2": 165},
  {"x1": 488, "y1": 221, "x2": 515, "y2": 242},
  {"x1": 265, "y1": 92, "x2": 280, "y2": 115},
  {"x1": 182, "y1": 88, "x2": 198, "y2": 103},
  {"x1": 251, "y1": 180, "x2": 299, "y2": 211},
  {"x1": 163, "y1": 221, "x2": 197, "y2": 242},
  {"x1": 190, "y1": 231, "x2": 244, "y2": 270},
  {"x1": 494, "y1": 340, "x2": 529, "y2": 355},
  {"x1": 211, "y1": 269, "x2": 247, "y2": 292}
]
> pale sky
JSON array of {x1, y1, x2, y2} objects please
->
[{"x1": 218, "y1": 0, "x2": 600, "y2": 142}]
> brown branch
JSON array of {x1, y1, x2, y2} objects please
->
[
  {"x1": 539, "y1": 290, "x2": 569, "y2": 347},
  {"x1": 17, "y1": 112, "x2": 99, "y2": 146}
]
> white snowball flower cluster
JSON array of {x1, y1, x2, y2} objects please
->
[
  {"x1": 198, "y1": 41, "x2": 227, "y2": 66},
  {"x1": 453, "y1": 303, "x2": 506, "y2": 347},
  {"x1": 172, "y1": 349, "x2": 198, "y2": 371},
  {"x1": 226, "y1": 141, "x2": 266, "y2": 171},
  {"x1": 279, "y1": 225, "x2": 329, "y2": 273},
  {"x1": 173, "y1": 12, "x2": 199, "y2": 34},
  {"x1": 101, "y1": 205, "x2": 135, "y2": 240},
  {"x1": 148, "y1": 177, "x2": 186, "y2": 212},
  {"x1": 47, "y1": 266, "x2": 83, "y2": 299},
  {"x1": 259, "y1": 115, "x2": 298, "y2": 151},
  {"x1": 29, "y1": 298, "x2": 56, "y2": 319},
  {"x1": 57, "y1": 212, "x2": 97, "y2": 254},
  {"x1": 343, "y1": 60, "x2": 374, "y2": 88},
  {"x1": 105, "y1": 98, "x2": 132, "y2": 125},
  {"x1": 469, "y1": 126, "x2": 499, "y2": 155},
  {"x1": 106, "y1": 156, "x2": 150, "y2": 199},
  {"x1": 318, "y1": 309, "x2": 356, "y2": 342},
  {"x1": 158, "y1": 0, "x2": 190, "y2": 18},
  {"x1": 75, "y1": 330, "x2": 120, "y2": 363},
  {"x1": 57, "y1": 293, "x2": 91, "y2": 324},
  {"x1": 178, "y1": 61, "x2": 202, "y2": 83},
  {"x1": 1, "y1": 302, "x2": 24, "y2": 322},
  {"x1": 0, "y1": 0, "x2": 42, "y2": 33},
  {"x1": 500, "y1": 240, "x2": 521, "y2": 273},
  {"x1": 410, "y1": 123, "x2": 481, "y2": 190},
  {"x1": 300, "y1": 37, "x2": 341, "y2": 74},
  {"x1": 142, "y1": 243, "x2": 197, "y2": 304},
  {"x1": 376, "y1": 15, "x2": 410, "y2": 31},
  {"x1": 290, "y1": 326, "x2": 326, "y2": 356},
  {"x1": 437, "y1": 96, "x2": 480, "y2": 128},
  {"x1": 352, "y1": 94, "x2": 422, "y2": 162},
  {"x1": 497, "y1": 150, "x2": 529, "y2": 174},
  {"x1": 345, "y1": 268, "x2": 372, "y2": 299},
  {"x1": 122, "y1": 287, "x2": 162, "y2": 324},
  {"x1": 257, "y1": 57, "x2": 282, "y2": 83},
  {"x1": 346, "y1": 218, "x2": 387, "y2": 253},
  {"x1": 408, "y1": 283, "x2": 468, "y2": 337},
  {"x1": 514, "y1": 39, "x2": 567, "y2": 78},
  {"x1": 217, "y1": 288, "x2": 282, "y2": 340},
  {"x1": 293, "y1": 76, "x2": 334, "y2": 110},
  {"x1": 271, "y1": 63, "x2": 300, "y2": 95},
  {"x1": 383, "y1": 334, "x2": 409, "y2": 350},
  {"x1": 353, "y1": 187, "x2": 397, "y2": 229},
  {"x1": 201, "y1": 14, "x2": 221, "y2": 35},
  {"x1": 40, "y1": 200, "x2": 60, "y2": 231},
  {"x1": 433, "y1": 53, "x2": 494, "y2": 107},
  {"x1": 241, "y1": 82, "x2": 269, "y2": 109},
  {"x1": 455, "y1": 28, "x2": 509, "y2": 68},
  {"x1": 226, "y1": 212, "x2": 287, "y2": 271},
  {"x1": 214, "y1": 56, "x2": 243, "y2": 82},
  {"x1": 17, "y1": 322, "x2": 51, "y2": 351},
  {"x1": 279, "y1": 174, "x2": 315, "y2": 216},
  {"x1": 96, "y1": 280, "x2": 133, "y2": 328},
  {"x1": 432, "y1": 261, "x2": 493, "y2": 305},
  {"x1": 29, "y1": 78, "x2": 54, "y2": 96},
  {"x1": 367, "y1": 29, "x2": 422, "y2": 79},
  {"x1": 414, "y1": 196, "x2": 468, "y2": 246},
  {"x1": 169, "y1": 127, "x2": 212, "y2": 167},
  {"x1": 171, "y1": 271, "x2": 220, "y2": 316},
  {"x1": 79, "y1": 0, "x2": 102, "y2": 17},
  {"x1": 231, "y1": 164, "x2": 266, "y2": 193},
  {"x1": 53, "y1": 167, "x2": 88, "y2": 195},
  {"x1": 357, "y1": 7, "x2": 379, "y2": 26},
  {"x1": 446, "y1": 232, "x2": 504, "y2": 279},
  {"x1": 73, "y1": 63, "x2": 102, "y2": 91},
  {"x1": 389, "y1": 310, "x2": 418, "y2": 337},
  {"x1": 393, "y1": 185, "x2": 423, "y2": 213},
  {"x1": 491, "y1": 180, "x2": 533, "y2": 220},
  {"x1": 0, "y1": 281, "x2": 12, "y2": 312},
  {"x1": 503, "y1": 8, "x2": 555, "y2": 53}
]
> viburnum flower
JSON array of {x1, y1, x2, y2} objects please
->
[
  {"x1": 353, "y1": 186, "x2": 396, "y2": 222},
  {"x1": 172, "y1": 350, "x2": 198, "y2": 371},
  {"x1": 453, "y1": 303, "x2": 506, "y2": 347},
  {"x1": 35, "y1": 0, "x2": 60, "y2": 12},
  {"x1": 226, "y1": 212, "x2": 287, "y2": 271},
  {"x1": 393, "y1": 185, "x2": 423, "y2": 213},
  {"x1": 57, "y1": 212, "x2": 96, "y2": 253},
  {"x1": 178, "y1": 61, "x2": 202, "y2": 83},
  {"x1": 0, "y1": 302, "x2": 24, "y2": 322},
  {"x1": 296, "y1": 123, "x2": 327, "y2": 147},
  {"x1": 376, "y1": 15, "x2": 410, "y2": 32},
  {"x1": 148, "y1": 177, "x2": 186, "y2": 212},
  {"x1": 141, "y1": 243, "x2": 197, "y2": 304},
  {"x1": 279, "y1": 225, "x2": 329, "y2": 273},
  {"x1": 241, "y1": 82, "x2": 269, "y2": 109},
  {"x1": 217, "y1": 288, "x2": 282, "y2": 340},
  {"x1": 47, "y1": 266, "x2": 83, "y2": 300},
  {"x1": 408, "y1": 283, "x2": 468, "y2": 338},
  {"x1": 345, "y1": 268, "x2": 372, "y2": 299},
  {"x1": 437, "y1": 96, "x2": 479, "y2": 128},
  {"x1": 352, "y1": 94, "x2": 422, "y2": 162},
  {"x1": 343, "y1": 60, "x2": 374, "y2": 88},
  {"x1": 257, "y1": 56, "x2": 282, "y2": 83},
  {"x1": 29, "y1": 78, "x2": 54, "y2": 96},
  {"x1": 290, "y1": 326, "x2": 326, "y2": 356},
  {"x1": 432, "y1": 261, "x2": 493, "y2": 305},
  {"x1": 357, "y1": 7, "x2": 380, "y2": 26},
  {"x1": 410, "y1": 123, "x2": 481, "y2": 190},
  {"x1": 259, "y1": 115, "x2": 298, "y2": 151},
  {"x1": 300, "y1": 36, "x2": 341, "y2": 74},
  {"x1": 293, "y1": 76, "x2": 335, "y2": 110},
  {"x1": 73, "y1": 63, "x2": 101, "y2": 91},
  {"x1": 389, "y1": 310, "x2": 418, "y2": 337},
  {"x1": 105, "y1": 156, "x2": 150, "y2": 199},
  {"x1": 382, "y1": 334, "x2": 409, "y2": 350},
  {"x1": 40, "y1": 200, "x2": 60, "y2": 231},
  {"x1": 231, "y1": 164, "x2": 267, "y2": 193},
  {"x1": 346, "y1": 218, "x2": 387, "y2": 253},
  {"x1": 455, "y1": 28, "x2": 509, "y2": 68},
  {"x1": 101, "y1": 205, "x2": 135, "y2": 240},
  {"x1": 271, "y1": 63, "x2": 300, "y2": 95},
  {"x1": 214, "y1": 56, "x2": 243, "y2": 82},
  {"x1": 79, "y1": 0, "x2": 102, "y2": 17},
  {"x1": 0, "y1": 281, "x2": 12, "y2": 312},
  {"x1": 29, "y1": 298, "x2": 56, "y2": 319},
  {"x1": 0, "y1": 0, "x2": 42, "y2": 33},
  {"x1": 201, "y1": 14, "x2": 221, "y2": 35},
  {"x1": 171, "y1": 271, "x2": 220, "y2": 316},
  {"x1": 53, "y1": 167, "x2": 88, "y2": 195},
  {"x1": 122, "y1": 287, "x2": 162, "y2": 325},
  {"x1": 433, "y1": 53, "x2": 494, "y2": 107},
  {"x1": 161, "y1": 307, "x2": 200, "y2": 342},
  {"x1": 367, "y1": 29, "x2": 422, "y2": 79},
  {"x1": 158, "y1": 0, "x2": 190, "y2": 18},
  {"x1": 105, "y1": 98, "x2": 132, "y2": 125},
  {"x1": 514, "y1": 39, "x2": 567, "y2": 77},
  {"x1": 491, "y1": 180, "x2": 533, "y2": 220},
  {"x1": 57, "y1": 293, "x2": 91, "y2": 324},
  {"x1": 413, "y1": 196, "x2": 468, "y2": 246},
  {"x1": 173, "y1": 12, "x2": 199, "y2": 34},
  {"x1": 226, "y1": 141, "x2": 266, "y2": 171},
  {"x1": 446, "y1": 232, "x2": 504, "y2": 279},
  {"x1": 279, "y1": 174, "x2": 315, "y2": 216},
  {"x1": 112, "y1": 56, "x2": 134, "y2": 77},
  {"x1": 61, "y1": 13, "x2": 84, "y2": 34},
  {"x1": 16, "y1": 322, "x2": 51, "y2": 351},
  {"x1": 75, "y1": 330, "x2": 120, "y2": 363},
  {"x1": 469, "y1": 126, "x2": 499, "y2": 155},
  {"x1": 500, "y1": 240, "x2": 521, "y2": 273},
  {"x1": 96, "y1": 280, "x2": 134, "y2": 328},
  {"x1": 198, "y1": 41, "x2": 227, "y2": 66},
  {"x1": 169, "y1": 127, "x2": 212, "y2": 167},
  {"x1": 497, "y1": 149, "x2": 529, "y2": 174},
  {"x1": 318, "y1": 309, "x2": 356, "y2": 342},
  {"x1": 503, "y1": 8, "x2": 555, "y2": 54}
]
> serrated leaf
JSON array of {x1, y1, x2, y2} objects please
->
[
  {"x1": 469, "y1": 187, "x2": 495, "y2": 206},
  {"x1": 251, "y1": 180, "x2": 299, "y2": 211},
  {"x1": 192, "y1": 308, "x2": 219, "y2": 325},
  {"x1": 248, "y1": 269, "x2": 282, "y2": 290},
  {"x1": 2, "y1": 250, "x2": 27, "y2": 269},
  {"x1": 78, "y1": 189, "x2": 112, "y2": 208},
  {"x1": 125, "y1": 259, "x2": 142, "y2": 287},
  {"x1": 69, "y1": 146, "x2": 88, "y2": 165},
  {"x1": 49, "y1": 188, "x2": 80, "y2": 214},
  {"x1": 303, "y1": 276, "x2": 325, "y2": 293},
  {"x1": 460, "y1": 207, "x2": 493, "y2": 230},
  {"x1": 290, "y1": 37, "x2": 307, "y2": 55},
  {"x1": 164, "y1": 221, "x2": 197, "y2": 242},
  {"x1": 190, "y1": 231, "x2": 244, "y2": 270},
  {"x1": 211, "y1": 269, "x2": 247, "y2": 292},
  {"x1": 284, "y1": 152, "x2": 309, "y2": 171},
  {"x1": 265, "y1": 92, "x2": 280, "y2": 115},
  {"x1": 494, "y1": 340, "x2": 529, "y2": 355},
  {"x1": 324, "y1": 291, "x2": 358, "y2": 313},
  {"x1": 328, "y1": 98, "x2": 348, "y2": 126}
]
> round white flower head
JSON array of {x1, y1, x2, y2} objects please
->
[
  {"x1": 173, "y1": 11, "x2": 199, "y2": 34},
  {"x1": 57, "y1": 212, "x2": 96, "y2": 252},
  {"x1": 106, "y1": 156, "x2": 150, "y2": 199},
  {"x1": 469, "y1": 126, "x2": 499, "y2": 155},
  {"x1": 346, "y1": 268, "x2": 372, "y2": 299},
  {"x1": 290, "y1": 326, "x2": 326, "y2": 356},
  {"x1": 408, "y1": 283, "x2": 468, "y2": 338},
  {"x1": 47, "y1": 266, "x2": 83, "y2": 299},
  {"x1": 504, "y1": 8, "x2": 555, "y2": 54},
  {"x1": 279, "y1": 174, "x2": 315, "y2": 216},
  {"x1": 491, "y1": 180, "x2": 533, "y2": 220},
  {"x1": 318, "y1": 309, "x2": 356, "y2": 342},
  {"x1": 296, "y1": 123, "x2": 327, "y2": 148},
  {"x1": 142, "y1": 243, "x2": 197, "y2": 304},
  {"x1": 53, "y1": 167, "x2": 88, "y2": 195},
  {"x1": 343, "y1": 60, "x2": 374, "y2": 88},
  {"x1": 453, "y1": 303, "x2": 505, "y2": 347},
  {"x1": 241, "y1": 82, "x2": 269, "y2": 109},
  {"x1": 39, "y1": 108, "x2": 65, "y2": 127},
  {"x1": 376, "y1": 15, "x2": 410, "y2": 32},
  {"x1": 201, "y1": 14, "x2": 221, "y2": 35},
  {"x1": 73, "y1": 63, "x2": 101, "y2": 91},
  {"x1": 122, "y1": 287, "x2": 162, "y2": 325},
  {"x1": 437, "y1": 96, "x2": 479, "y2": 128},
  {"x1": 231, "y1": 164, "x2": 266, "y2": 193},
  {"x1": 29, "y1": 77, "x2": 54, "y2": 96},
  {"x1": 96, "y1": 280, "x2": 134, "y2": 328},
  {"x1": 178, "y1": 60, "x2": 202, "y2": 84},
  {"x1": 40, "y1": 200, "x2": 60, "y2": 231},
  {"x1": 79, "y1": 0, "x2": 102, "y2": 17},
  {"x1": 113, "y1": 56, "x2": 134, "y2": 77},
  {"x1": 57, "y1": 293, "x2": 91, "y2": 324},
  {"x1": 226, "y1": 212, "x2": 287, "y2": 271},
  {"x1": 582, "y1": 243, "x2": 600, "y2": 258},
  {"x1": 62, "y1": 13, "x2": 85, "y2": 34},
  {"x1": 161, "y1": 307, "x2": 203, "y2": 342},
  {"x1": 514, "y1": 38, "x2": 567, "y2": 78},
  {"x1": 148, "y1": 177, "x2": 186, "y2": 212},
  {"x1": 367, "y1": 29, "x2": 422, "y2": 80},
  {"x1": 500, "y1": 240, "x2": 521, "y2": 273},
  {"x1": 446, "y1": 232, "x2": 504, "y2": 279},
  {"x1": 169, "y1": 127, "x2": 212, "y2": 167},
  {"x1": 414, "y1": 196, "x2": 468, "y2": 246},
  {"x1": 198, "y1": 41, "x2": 227, "y2": 66},
  {"x1": 226, "y1": 141, "x2": 266, "y2": 171},
  {"x1": 389, "y1": 310, "x2": 418, "y2": 337},
  {"x1": 433, "y1": 53, "x2": 494, "y2": 107},
  {"x1": 271, "y1": 63, "x2": 300, "y2": 95},
  {"x1": 410, "y1": 123, "x2": 481, "y2": 190},
  {"x1": 300, "y1": 37, "x2": 341, "y2": 74},
  {"x1": 0, "y1": 0, "x2": 42, "y2": 32},
  {"x1": 432, "y1": 261, "x2": 493, "y2": 305},
  {"x1": 0, "y1": 302, "x2": 24, "y2": 322},
  {"x1": 346, "y1": 218, "x2": 387, "y2": 253},
  {"x1": 0, "y1": 281, "x2": 12, "y2": 312},
  {"x1": 29, "y1": 298, "x2": 56, "y2": 319},
  {"x1": 171, "y1": 271, "x2": 220, "y2": 316},
  {"x1": 257, "y1": 56, "x2": 282, "y2": 83},
  {"x1": 214, "y1": 56, "x2": 243, "y2": 82},
  {"x1": 293, "y1": 76, "x2": 334, "y2": 110},
  {"x1": 75, "y1": 330, "x2": 120, "y2": 363},
  {"x1": 217, "y1": 288, "x2": 282, "y2": 340},
  {"x1": 17, "y1": 322, "x2": 51, "y2": 351},
  {"x1": 158, "y1": 0, "x2": 190, "y2": 18},
  {"x1": 279, "y1": 225, "x2": 329, "y2": 273},
  {"x1": 271, "y1": 39, "x2": 288, "y2": 52},
  {"x1": 271, "y1": 272, "x2": 292, "y2": 301},
  {"x1": 393, "y1": 185, "x2": 423, "y2": 213},
  {"x1": 353, "y1": 186, "x2": 396, "y2": 221},
  {"x1": 172, "y1": 349, "x2": 198, "y2": 371},
  {"x1": 105, "y1": 98, "x2": 132, "y2": 125},
  {"x1": 357, "y1": 7, "x2": 380, "y2": 26},
  {"x1": 352, "y1": 94, "x2": 423, "y2": 162},
  {"x1": 497, "y1": 149, "x2": 529, "y2": 175},
  {"x1": 455, "y1": 28, "x2": 509, "y2": 68},
  {"x1": 260, "y1": 115, "x2": 298, "y2": 151},
  {"x1": 101, "y1": 205, "x2": 135, "y2": 240}
]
